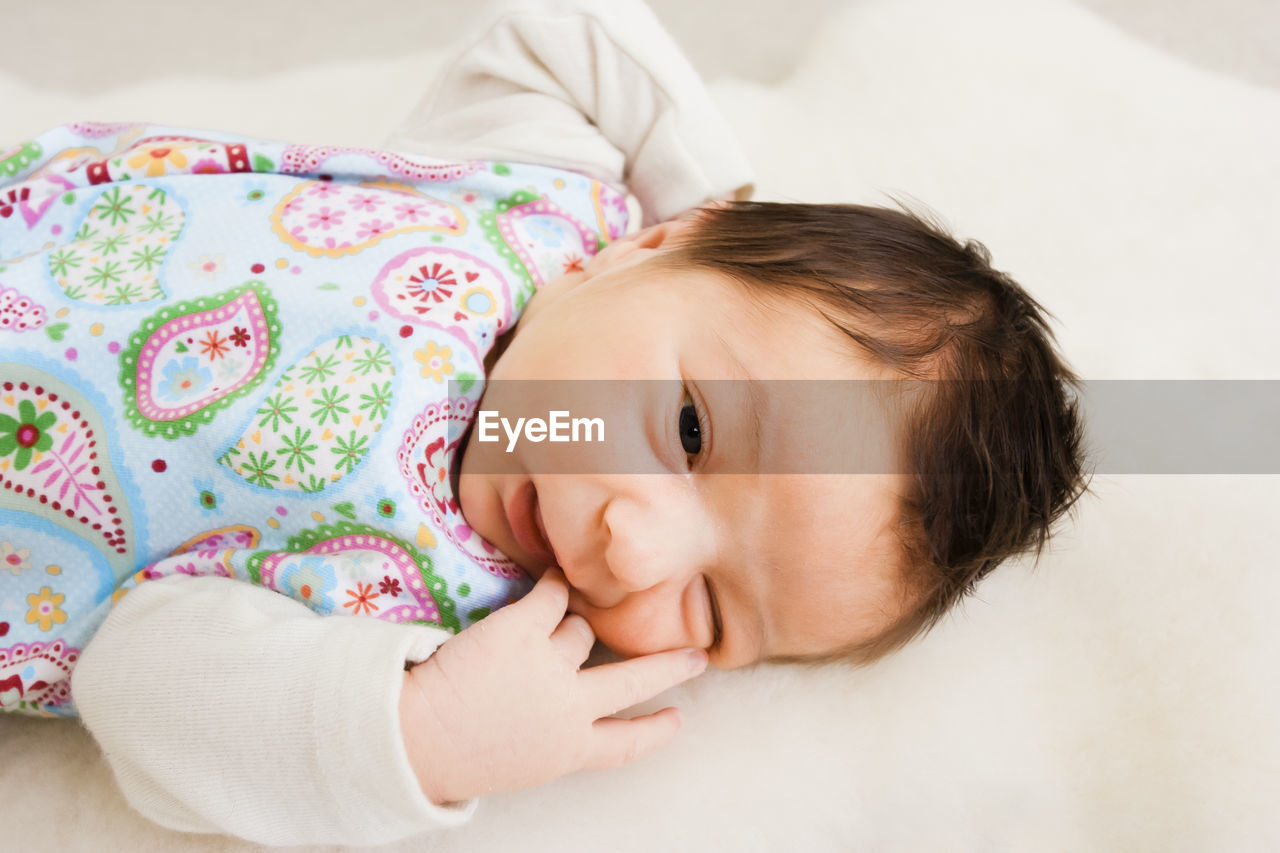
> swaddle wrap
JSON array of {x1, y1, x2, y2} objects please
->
[{"x1": 0, "y1": 122, "x2": 628, "y2": 716}]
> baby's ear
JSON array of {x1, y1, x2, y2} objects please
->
[{"x1": 585, "y1": 215, "x2": 700, "y2": 274}]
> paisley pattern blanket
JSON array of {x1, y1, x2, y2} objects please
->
[{"x1": 0, "y1": 123, "x2": 629, "y2": 716}]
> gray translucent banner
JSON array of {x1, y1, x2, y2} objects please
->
[{"x1": 449, "y1": 380, "x2": 1280, "y2": 475}]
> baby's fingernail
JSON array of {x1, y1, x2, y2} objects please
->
[{"x1": 687, "y1": 649, "x2": 708, "y2": 673}]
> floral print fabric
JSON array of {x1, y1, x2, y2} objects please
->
[{"x1": 0, "y1": 123, "x2": 629, "y2": 716}]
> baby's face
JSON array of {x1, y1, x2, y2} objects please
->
[{"x1": 458, "y1": 219, "x2": 912, "y2": 669}]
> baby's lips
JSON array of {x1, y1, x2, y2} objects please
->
[{"x1": 532, "y1": 498, "x2": 559, "y2": 565}]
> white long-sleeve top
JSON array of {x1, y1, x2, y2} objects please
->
[{"x1": 69, "y1": 0, "x2": 753, "y2": 846}]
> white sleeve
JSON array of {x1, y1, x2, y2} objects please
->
[
  {"x1": 384, "y1": 0, "x2": 755, "y2": 226},
  {"x1": 70, "y1": 574, "x2": 476, "y2": 846}
]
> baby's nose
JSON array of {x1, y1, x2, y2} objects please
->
[{"x1": 602, "y1": 488, "x2": 713, "y2": 591}]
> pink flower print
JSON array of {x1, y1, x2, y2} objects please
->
[
  {"x1": 192, "y1": 158, "x2": 226, "y2": 174},
  {"x1": 356, "y1": 218, "x2": 393, "y2": 240},
  {"x1": 393, "y1": 201, "x2": 427, "y2": 223},
  {"x1": 348, "y1": 193, "x2": 383, "y2": 213},
  {"x1": 406, "y1": 263, "x2": 457, "y2": 306},
  {"x1": 307, "y1": 206, "x2": 345, "y2": 231},
  {"x1": 1, "y1": 541, "x2": 31, "y2": 576},
  {"x1": 175, "y1": 562, "x2": 200, "y2": 576},
  {"x1": 307, "y1": 182, "x2": 340, "y2": 199},
  {"x1": 321, "y1": 236, "x2": 353, "y2": 251},
  {"x1": 189, "y1": 253, "x2": 225, "y2": 280}
]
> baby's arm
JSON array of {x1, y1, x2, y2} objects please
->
[
  {"x1": 71, "y1": 570, "x2": 704, "y2": 845},
  {"x1": 71, "y1": 573, "x2": 471, "y2": 845},
  {"x1": 386, "y1": 0, "x2": 754, "y2": 225}
]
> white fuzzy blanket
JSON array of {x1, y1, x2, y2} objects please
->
[{"x1": 2, "y1": 0, "x2": 1278, "y2": 849}]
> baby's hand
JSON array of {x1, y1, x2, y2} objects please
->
[{"x1": 399, "y1": 568, "x2": 707, "y2": 806}]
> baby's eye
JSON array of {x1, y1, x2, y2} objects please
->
[{"x1": 678, "y1": 394, "x2": 703, "y2": 458}]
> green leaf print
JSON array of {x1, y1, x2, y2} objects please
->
[
  {"x1": 243, "y1": 450, "x2": 280, "y2": 488},
  {"x1": 48, "y1": 248, "x2": 82, "y2": 277},
  {"x1": 299, "y1": 353, "x2": 340, "y2": 384},
  {"x1": 331, "y1": 431, "x2": 370, "y2": 475},
  {"x1": 257, "y1": 393, "x2": 298, "y2": 432},
  {"x1": 129, "y1": 245, "x2": 166, "y2": 272},
  {"x1": 139, "y1": 210, "x2": 175, "y2": 235},
  {"x1": 105, "y1": 281, "x2": 144, "y2": 306},
  {"x1": 299, "y1": 474, "x2": 328, "y2": 494},
  {"x1": 358, "y1": 381, "x2": 392, "y2": 421},
  {"x1": 85, "y1": 261, "x2": 124, "y2": 291},
  {"x1": 92, "y1": 187, "x2": 135, "y2": 227},
  {"x1": 310, "y1": 387, "x2": 350, "y2": 427},
  {"x1": 93, "y1": 233, "x2": 127, "y2": 256},
  {"x1": 277, "y1": 426, "x2": 318, "y2": 473},
  {"x1": 353, "y1": 345, "x2": 391, "y2": 376}
]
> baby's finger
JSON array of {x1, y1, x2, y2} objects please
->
[
  {"x1": 581, "y1": 707, "x2": 682, "y2": 772},
  {"x1": 582, "y1": 648, "x2": 708, "y2": 718},
  {"x1": 507, "y1": 566, "x2": 569, "y2": 630},
  {"x1": 549, "y1": 612, "x2": 595, "y2": 665}
]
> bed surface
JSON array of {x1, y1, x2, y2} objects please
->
[{"x1": 2, "y1": 1, "x2": 1277, "y2": 850}]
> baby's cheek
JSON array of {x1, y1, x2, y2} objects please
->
[{"x1": 581, "y1": 610, "x2": 683, "y2": 659}]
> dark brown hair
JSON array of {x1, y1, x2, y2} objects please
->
[{"x1": 662, "y1": 201, "x2": 1090, "y2": 666}]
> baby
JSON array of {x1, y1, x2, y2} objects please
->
[{"x1": 0, "y1": 0, "x2": 1087, "y2": 846}]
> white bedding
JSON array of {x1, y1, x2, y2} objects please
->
[{"x1": 2, "y1": 0, "x2": 1277, "y2": 849}]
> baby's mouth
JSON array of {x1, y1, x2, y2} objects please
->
[
  {"x1": 532, "y1": 495, "x2": 558, "y2": 565},
  {"x1": 506, "y1": 479, "x2": 558, "y2": 568}
]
